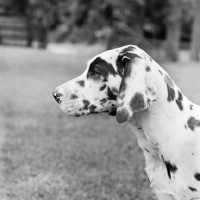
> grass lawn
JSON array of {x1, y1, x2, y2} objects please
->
[{"x1": 0, "y1": 45, "x2": 200, "y2": 200}]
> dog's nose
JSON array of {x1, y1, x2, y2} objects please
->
[{"x1": 52, "y1": 89, "x2": 63, "y2": 104}]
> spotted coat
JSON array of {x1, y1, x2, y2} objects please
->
[{"x1": 53, "y1": 45, "x2": 200, "y2": 200}]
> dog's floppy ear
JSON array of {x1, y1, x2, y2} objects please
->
[{"x1": 116, "y1": 53, "x2": 157, "y2": 123}]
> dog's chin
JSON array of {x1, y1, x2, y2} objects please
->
[
  {"x1": 68, "y1": 110, "x2": 110, "y2": 117},
  {"x1": 59, "y1": 106, "x2": 115, "y2": 117},
  {"x1": 59, "y1": 102, "x2": 117, "y2": 117}
]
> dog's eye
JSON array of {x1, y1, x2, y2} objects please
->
[
  {"x1": 91, "y1": 67, "x2": 104, "y2": 79},
  {"x1": 92, "y1": 70, "x2": 101, "y2": 76}
]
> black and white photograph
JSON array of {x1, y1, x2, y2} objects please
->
[{"x1": 1, "y1": 0, "x2": 200, "y2": 199}]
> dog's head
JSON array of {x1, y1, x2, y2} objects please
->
[{"x1": 53, "y1": 45, "x2": 157, "y2": 123}]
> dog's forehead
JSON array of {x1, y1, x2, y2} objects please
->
[{"x1": 87, "y1": 49, "x2": 120, "y2": 70}]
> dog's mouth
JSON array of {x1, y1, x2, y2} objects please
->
[{"x1": 62, "y1": 105, "x2": 117, "y2": 117}]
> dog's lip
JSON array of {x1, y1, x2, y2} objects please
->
[{"x1": 67, "y1": 108, "x2": 111, "y2": 117}]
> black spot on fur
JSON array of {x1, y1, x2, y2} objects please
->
[
  {"x1": 107, "y1": 87, "x2": 117, "y2": 100},
  {"x1": 162, "y1": 156, "x2": 177, "y2": 180},
  {"x1": 89, "y1": 105, "x2": 97, "y2": 112},
  {"x1": 189, "y1": 187, "x2": 197, "y2": 192},
  {"x1": 87, "y1": 57, "x2": 118, "y2": 79},
  {"x1": 159, "y1": 70, "x2": 163, "y2": 75},
  {"x1": 164, "y1": 160, "x2": 178, "y2": 179},
  {"x1": 146, "y1": 66, "x2": 151, "y2": 72},
  {"x1": 185, "y1": 124, "x2": 187, "y2": 129},
  {"x1": 100, "y1": 84, "x2": 106, "y2": 91},
  {"x1": 130, "y1": 92, "x2": 146, "y2": 112},
  {"x1": 166, "y1": 84, "x2": 175, "y2": 102},
  {"x1": 70, "y1": 94, "x2": 78, "y2": 99},
  {"x1": 176, "y1": 91, "x2": 183, "y2": 110},
  {"x1": 116, "y1": 108, "x2": 130, "y2": 123},
  {"x1": 83, "y1": 100, "x2": 90, "y2": 110},
  {"x1": 190, "y1": 104, "x2": 193, "y2": 110},
  {"x1": 145, "y1": 148, "x2": 149, "y2": 153},
  {"x1": 164, "y1": 75, "x2": 174, "y2": 87},
  {"x1": 109, "y1": 105, "x2": 117, "y2": 116},
  {"x1": 194, "y1": 173, "x2": 200, "y2": 181},
  {"x1": 77, "y1": 80, "x2": 85, "y2": 87},
  {"x1": 74, "y1": 113, "x2": 81, "y2": 117},
  {"x1": 187, "y1": 117, "x2": 200, "y2": 131}
]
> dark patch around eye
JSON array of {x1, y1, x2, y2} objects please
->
[
  {"x1": 187, "y1": 117, "x2": 200, "y2": 131},
  {"x1": 107, "y1": 87, "x2": 117, "y2": 100},
  {"x1": 70, "y1": 94, "x2": 78, "y2": 99},
  {"x1": 166, "y1": 84, "x2": 175, "y2": 102},
  {"x1": 190, "y1": 104, "x2": 193, "y2": 110},
  {"x1": 100, "y1": 84, "x2": 106, "y2": 91},
  {"x1": 176, "y1": 91, "x2": 183, "y2": 111},
  {"x1": 145, "y1": 66, "x2": 151, "y2": 72},
  {"x1": 87, "y1": 57, "x2": 117, "y2": 79},
  {"x1": 130, "y1": 92, "x2": 146, "y2": 112},
  {"x1": 189, "y1": 186, "x2": 197, "y2": 192},
  {"x1": 77, "y1": 80, "x2": 85, "y2": 87},
  {"x1": 194, "y1": 173, "x2": 200, "y2": 181},
  {"x1": 83, "y1": 100, "x2": 90, "y2": 110}
]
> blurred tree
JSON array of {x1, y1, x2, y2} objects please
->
[
  {"x1": 190, "y1": 0, "x2": 200, "y2": 62},
  {"x1": 144, "y1": 0, "x2": 168, "y2": 40},
  {"x1": 10, "y1": 0, "x2": 29, "y2": 14},
  {"x1": 165, "y1": 0, "x2": 183, "y2": 62},
  {"x1": 104, "y1": 0, "x2": 145, "y2": 49}
]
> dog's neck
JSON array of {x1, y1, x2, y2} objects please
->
[{"x1": 128, "y1": 66, "x2": 192, "y2": 161}]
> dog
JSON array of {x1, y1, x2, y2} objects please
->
[{"x1": 53, "y1": 45, "x2": 200, "y2": 200}]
